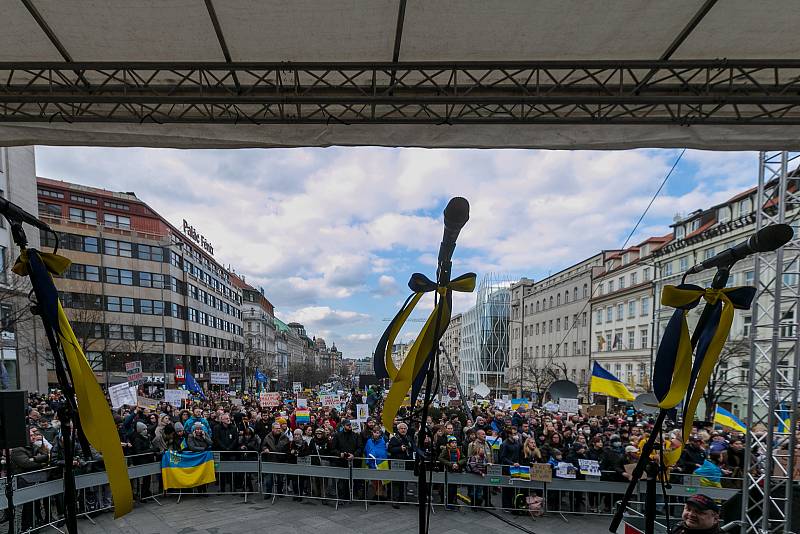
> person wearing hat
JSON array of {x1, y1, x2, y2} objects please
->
[
  {"x1": 438, "y1": 436, "x2": 466, "y2": 510},
  {"x1": 678, "y1": 435, "x2": 708, "y2": 475},
  {"x1": 671, "y1": 494, "x2": 722, "y2": 533},
  {"x1": 331, "y1": 419, "x2": 361, "y2": 501}
]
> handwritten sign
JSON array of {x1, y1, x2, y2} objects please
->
[
  {"x1": 260, "y1": 392, "x2": 281, "y2": 407},
  {"x1": 125, "y1": 361, "x2": 143, "y2": 386},
  {"x1": 210, "y1": 372, "x2": 229, "y2": 385},
  {"x1": 530, "y1": 463, "x2": 553, "y2": 483}
]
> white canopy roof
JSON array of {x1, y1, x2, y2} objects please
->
[{"x1": 1, "y1": 0, "x2": 799, "y2": 149}]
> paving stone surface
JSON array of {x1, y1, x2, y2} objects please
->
[{"x1": 79, "y1": 495, "x2": 613, "y2": 534}]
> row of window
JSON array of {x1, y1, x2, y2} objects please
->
[
  {"x1": 594, "y1": 297, "x2": 651, "y2": 324},
  {"x1": 74, "y1": 322, "x2": 244, "y2": 351},
  {"x1": 521, "y1": 340, "x2": 588, "y2": 359},
  {"x1": 599, "y1": 269, "x2": 650, "y2": 295},
  {"x1": 38, "y1": 188, "x2": 133, "y2": 212},
  {"x1": 597, "y1": 328, "x2": 650, "y2": 352},
  {"x1": 516, "y1": 312, "x2": 589, "y2": 339},
  {"x1": 61, "y1": 292, "x2": 243, "y2": 336},
  {"x1": 524, "y1": 283, "x2": 589, "y2": 316}
]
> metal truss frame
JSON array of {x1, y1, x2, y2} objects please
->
[
  {"x1": 1, "y1": 60, "x2": 800, "y2": 125},
  {"x1": 743, "y1": 151, "x2": 800, "y2": 534}
]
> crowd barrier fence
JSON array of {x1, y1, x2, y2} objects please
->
[{"x1": 0, "y1": 451, "x2": 743, "y2": 532}]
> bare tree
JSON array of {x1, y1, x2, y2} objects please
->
[{"x1": 703, "y1": 339, "x2": 750, "y2": 420}]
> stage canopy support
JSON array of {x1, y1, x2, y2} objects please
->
[{"x1": 743, "y1": 151, "x2": 800, "y2": 534}]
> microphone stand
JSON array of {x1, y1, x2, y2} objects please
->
[
  {"x1": 417, "y1": 254, "x2": 451, "y2": 534},
  {"x1": 3, "y1": 216, "x2": 90, "y2": 534},
  {"x1": 610, "y1": 263, "x2": 732, "y2": 533}
]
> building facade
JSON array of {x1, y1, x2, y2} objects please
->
[
  {"x1": 236, "y1": 277, "x2": 276, "y2": 384},
  {"x1": 0, "y1": 147, "x2": 44, "y2": 392},
  {"x1": 36, "y1": 177, "x2": 244, "y2": 387},
  {"x1": 440, "y1": 313, "x2": 462, "y2": 387},
  {"x1": 589, "y1": 236, "x2": 669, "y2": 398},
  {"x1": 519, "y1": 255, "x2": 601, "y2": 400}
]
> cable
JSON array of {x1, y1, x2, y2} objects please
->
[
  {"x1": 546, "y1": 149, "x2": 686, "y2": 371},
  {"x1": 481, "y1": 508, "x2": 539, "y2": 534}
]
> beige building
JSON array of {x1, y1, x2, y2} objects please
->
[
  {"x1": 440, "y1": 313, "x2": 462, "y2": 387},
  {"x1": 589, "y1": 236, "x2": 670, "y2": 399}
]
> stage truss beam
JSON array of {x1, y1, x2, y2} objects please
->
[
  {"x1": 1, "y1": 60, "x2": 800, "y2": 124},
  {"x1": 743, "y1": 151, "x2": 800, "y2": 534}
]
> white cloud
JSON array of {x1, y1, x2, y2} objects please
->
[
  {"x1": 345, "y1": 333, "x2": 377, "y2": 342},
  {"x1": 285, "y1": 306, "x2": 370, "y2": 329}
]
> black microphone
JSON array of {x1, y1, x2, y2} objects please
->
[
  {"x1": 438, "y1": 197, "x2": 470, "y2": 264},
  {"x1": 0, "y1": 197, "x2": 51, "y2": 233},
  {"x1": 686, "y1": 223, "x2": 793, "y2": 275}
]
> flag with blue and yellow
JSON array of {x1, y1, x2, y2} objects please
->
[
  {"x1": 161, "y1": 450, "x2": 216, "y2": 489},
  {"x1": 511, "y1": 398, "x2": 529, "y2": 410},
  {"x1": 590, "y1": 362, "x2": 635, "y2": 401},
  {"x1": 778, "y1": 403, "x2": 792, "y2": 433},
  {"x1": 713, "y1": 406, "x2": 747, "y2": 434}
]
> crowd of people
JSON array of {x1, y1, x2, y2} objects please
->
[{"x1": 4, "y1": 385, "x2": 762, "y2": 530}]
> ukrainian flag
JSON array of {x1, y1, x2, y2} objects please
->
[
  {"x1": 778, "y1": 403, "x2": 792, "y2": 433},
  {"x1": 713, "y1": 406, "x2": 747, "y2": 434},
  {"x1": 161, "y1": 450, "x2": 216, "y2": 489},
  {"x1": 511, "y1": 398, "x2": 529, "y2": 410},
  {"x1": 590, "y1": 362, "x2": 635, "y2": 401}
]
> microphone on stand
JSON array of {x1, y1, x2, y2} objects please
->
[
  {"x1": 685, "y1": 223, "x2": 793, "y2": 275},
  {"x1": 437, "y1": 197, "x2": 470, "y2": 285}
]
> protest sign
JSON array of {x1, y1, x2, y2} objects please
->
[
  {"x1": 137, "y1": 395, "x2": 158, "y2": 410},
  {"x1": 297, "y1": 398, "x2": 308, "y2": 409},
  {"x1": 125, "y1": 361, "x2": 143, "y2": 386},
  {"x1": 530, "y1": 463, "x2": 553, "y2": 483},
  {"x1": 210, "y1": 372, "x2": 229, "y2": 385},
  {"x1": 473, "y1": 383, "x2": 491, "y2": 398},
  {"x1": 544, "y1": 401, "x2": 560, "y2": 412},
  {"x1": 560, "y1": 398, "x2": 579, "y2": 414},
  {"x1": 164, "y1": 389, "x2": 189, "y2": 406},
  {"x1": 292, "y1": 382, "x2": 302, "y2": 393},
  {"x1": 586, "y1": 404, "x2": 606, "y2": 417},
  {"x1": 109, "y1": 382, "x2": 137, "y2": 408},
  {"x1": 578, "y1": 459, "x2": 601, "y2": 477},
  {"x1": 295, "y1": 409, "x2": 310, "y2": 424},
  {"x1": 555, "y1": 462, "x2": 577, "y2": 479},
  {"x1": 510, "y1": 465, "x2": 531, "y2": 480},
  {"x1": 259, "y1": 392, "x2": 281, "y2": 407},
  {"x1": 319, "y1": 394, "x2": 338, "y2": 407},
  {"x1": 356, "y1": 404, "x2": 369, "y2": 421}
]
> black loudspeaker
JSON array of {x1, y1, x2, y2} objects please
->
[{"x1": 0, "y1": 390, "x2": 28, "y2": 448}]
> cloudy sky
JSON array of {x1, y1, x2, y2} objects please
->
[{"x1": 35, "y1": 147, "x2": 758, "y2": 358}]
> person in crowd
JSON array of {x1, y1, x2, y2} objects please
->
[
  {"x1": 132, "y1": 421, "x2": 156, "y2": 501},
  {"x1": 186, "y1": 422, "x2": 212, "y2": 495},
  {"x1": 261, "y1": 422, "x2": 289, "y2": 497},
  {"x1": 364, "y1": 426, "x2": 389, "y2": 501},
  {"x1": 184, "y1": 408, "x2": 212, "y2": 438},
  {"x1": 388, "y1": 422, "x2": 413, "y2": 509},
  {"x1": 11, "y1": 427, "x2": 50, "y2": 530},
  {"x1": 213, "y1": 413, "x2": 239, "y2": 492},
  {"x1": 678, "y1": 434, "x2": 709, "y2": 475},
  {"x1": 331, "y1": 419, "x2": 361, "y2": 501},
  {"x1": 438, "y1": 436, "x2": 466, "y2": 511},
  {"x1": 499, "y1": 426, "x2": 522, "y2": 510},
  {"x1": 287, "y1": 428, "x2": 310, "y2": 500},
  {"x1": 671, "y1": 494, "x2": 722, "y2": 533}
]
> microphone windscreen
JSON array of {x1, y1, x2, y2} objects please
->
[
  {"x1": 752, "y1": 223, "x2": 794, "y2": 252},
  {"x1": 443, "y1": 197, "x2": 470, "y2": 230}
]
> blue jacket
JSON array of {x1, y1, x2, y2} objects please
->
[
  {"x1": 184, "y1": 416, "x2": 212, "y2": 437},
  {"x1": 363, "y1": 436, "x2": 388, "y2": 469}
]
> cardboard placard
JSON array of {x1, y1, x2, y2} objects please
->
[
  {"x1": 125, "y1": 361, "x2": 143, "y2": 386},
  {"x1": 109, "y1": 382, "x2": 137, "y2": 408},
  {"x1": 210, "y1": 372, "x2": 229, "y2": 385},
  {"x1": 260, "y1": 392, "x2": 281, "y2": 407},
  {"x1": 486, "y1": 464, "x2": 502, "y2": 477},
  {"x1": 530, "y1": 463, "x2": 553, "y2": 483},
  {"x1": 586, "y1": 404, "x2": 606, "y2": 417}
]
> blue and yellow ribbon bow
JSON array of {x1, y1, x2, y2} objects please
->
[
  {"x1": 13, "y1": 249, "x2": 134, "y2": 518},
  {"x1": 374, "y1": 272, "x2": 476, "y2": 429},
  {"x1": 653, "y1": 284, "x2": 755, "y2": 443}
]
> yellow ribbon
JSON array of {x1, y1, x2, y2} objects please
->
[
  {"x1": 380, "y1": 273, "x2": 476, "y2": 429},
  {"x1": 14, "y1": 250, "x2": 133, "y2": 518}
]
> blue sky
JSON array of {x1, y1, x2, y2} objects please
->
[{"x1": 35, "y1": 147, "x2": 758, "y2": 358}]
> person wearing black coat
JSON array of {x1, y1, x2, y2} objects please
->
[
  {"x1": 499, "y1": 428, "x2": 523, "y2": 510},
  {"x1": 287, "y1": 428, "x2": 311, "y2": 500},
  {"x1": 213, "y1": 413, "x2": 239, "y2": 492},
  {"x1": 307, "y1": 427, "x2": 332, "y2": 500},
  {"x1": 678, "y1": 436, "x2": 708, "y2": 475},
  {"x1": 131, "y1": 421, "x2": 156, "y2": 500},
  {"x1": 388, "y1": 422, "x2": 414, "y2": 508},
  {"x1": 330, "y1": 419, "x2": 362, "y2": 500}
]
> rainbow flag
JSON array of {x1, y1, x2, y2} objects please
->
[
  {"x1": 713, "y1": 406, "x2": 747, "y2": 434},
  {"x1": 590, "y1": 362, "x2": 635, "y2": 401},
  {"x1": 161, "y1": 450, "x2": 216, "y2": 489},
  {"x1": 296, "y1": 409, "x2": 310, "y2": 424}
]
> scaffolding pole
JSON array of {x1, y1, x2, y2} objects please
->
[{"x1": 742, "y1": 151, "x2": 800, "y2": 534}]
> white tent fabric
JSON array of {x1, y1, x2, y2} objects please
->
[{"x1": 1, "y1": 0, "x2": 799, "y2": 149}]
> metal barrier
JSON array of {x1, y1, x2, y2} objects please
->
[{"x1": 0, "y1": 453, "x2": 744, "y2": 531}]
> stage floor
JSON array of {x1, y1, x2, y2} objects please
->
[{"x1": 79, "y1": 494, "x2": 612, "y2": 534}]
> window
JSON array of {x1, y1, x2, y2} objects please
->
[
  {"x1": 138, "y1": 244, "x2": 164, "y2": 262},
  {"x1": 618, "y1": 276, "x2": 625, "y2": 289},
  {"x1": 105, "y1": 268, "x2": 120, "y2": 284},
  {"x1": 608, "y1": 280, "x2": 614, "y2": 292},
  {"x1": 141, "y1": 326, "x2": 165, "y2": 342},
  {"x1": 535, "y1": 323, "x2": 540, "y2": 335},
  {"x1": 548, "y1": 320, "x2": 553, "y2": 333},
  {"x1": 535, "y1": 347, "x2": 539, "y2": 357},
  {"x1": 663, "y1": 261, "x2": 673, "y2": 276},
  {"x1": 583, "y1": 283, "x2": 588, "y2": 297},
  {"x1": 630, "y1": 272, "x2": 637, "y2": 285},
  {"x1": 38, "y1": 188, "x2": 64, "y2": 199},
  {"x1": 676, "y1": 225, "x2": 685, "y2": 239},
  {"x1": 606, "y1": 307, "x2": 613, "y2": 322},
  {"x1": 140, "y1": 299, "x2": 164, "y2": 315},
  {"x1": 69, "y1": 207, "x2": 97, "y2": 224},
  {"x1": 743, "y1": 315, "x2": 752, "y2": 337},
  {"x1": 739, "y1": 198, "x2": 751, "y2": 216},
  {"x1": 740, "y1": 361, "x2": 749, "y2": 384},
  {"x1": 582, "y1": 340, "x2": 587, "y2": 355},
  {"x1": 614, "y1": 363, "x2": 622, "y2": 375},
  {"x1": 534, "y1": 301, "x2": 539, "y2": 312},
  {"x1": 65, "y1": 264, "x2": 100, "y2": 282},
  {"x1": 780, "y1": 310, "x2": 796, "y2": 338},
  {"x1": 108, "y1": 324, "x2": 122, "y2": 339},
  {"x1": 549, "y1": 296, "x2": 553, "y2": 308},
  {"x1": 104, "y1": 213, "x2": 131, "y2": 229},
  {"x1": 106, "y1": 296, "x2": 133, "y2": 313},
  {"x1": 628, "y1": 300, "x2": 636, "y2": 318},
  {"x1": 582, "y1": 312, "x2": 587, "y2": 327},
  {"x1": 556, "y1": 318, "x2": 561, "y2": 331},
  {"x1": 718, "y1": 206, "x2": 730, "y2": 223},
  {"x1": 104, "y1": 200, "x2": 130, "y2": 211},
  {"x1": 640, "y1": 329, "x2": 648, "y2": 348},
  {"x1": 122, "y1": 325, "x2": 135, "y2": 340},
  {"x1": 596, "y1": 309, "x2": 603, "y2": 325},
  {"x1": 691, "y1": 219, "x2": 700, "y2": 231},
  {"x1": 627, "y1": 329, "x2": 635, "y2": 349},
  {"x1": 564, "y1": 291, "x2": 569, "y2": 303},
  {"x1": 626, "y1": 363, "x2": 634, "y2": 381},
  {"x1": 139, "y1": 272, "x2": 165, "y2": 289},
  {"x1": 557, "y1": 294, "x2": 561, "y2": 306},
  {"x1": 70, "y1": 194, "x2": 98, "y2": 205},
  {"x1": 745, "y1": 270, "x2": 755, "y2": 286},
  {"x1": 679, "y1": 256, "x2": 689, "y2": 272},
  {"x1": 573, "y1": 287, "x2": 578, "y2": 300},
  {"x1": 617, "y1": 303, "x2": 624, "y2": 321},
  {"x1": 643, "y1": 268, "x2": 651, "y2": 281},
  {"x1": 704, "y1": 248, "x2": 716, "y2": 260},
  {"x1": 104, "y1": 239, "x2": 132, "y2": 257},
  {"x1": 641, "y1": 296, "x2": 650, "y2": 316},
  {"x1": 39, "y1": 202, "x2": 62, "y2": 217}
]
